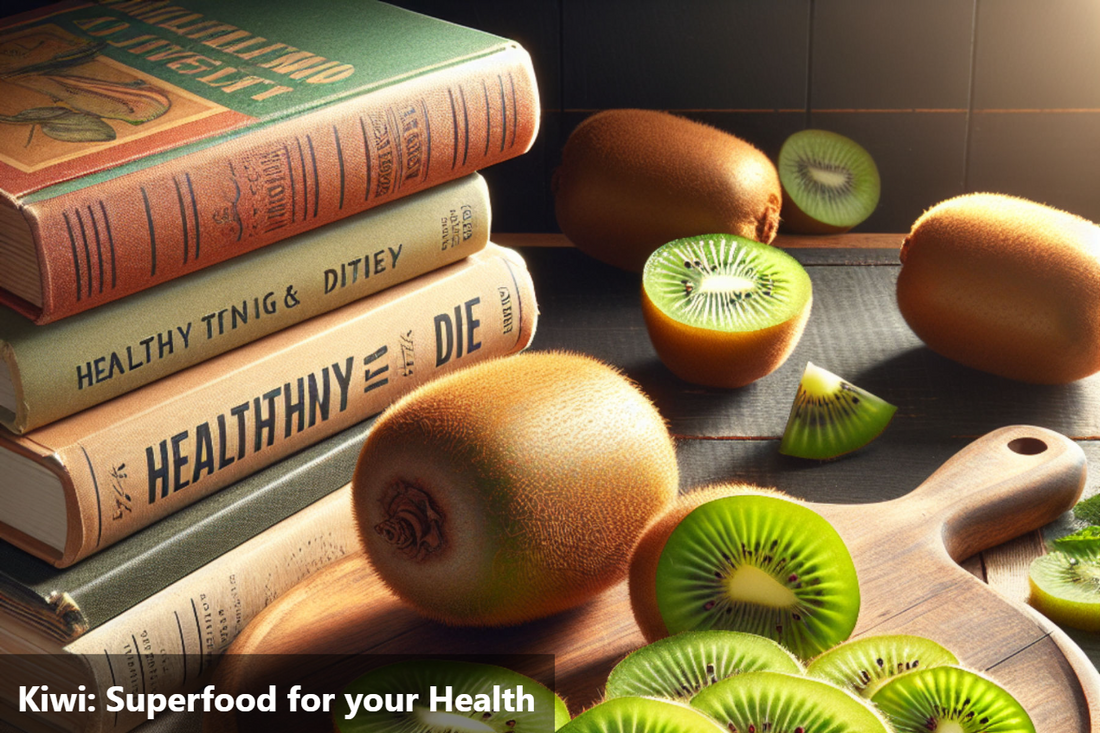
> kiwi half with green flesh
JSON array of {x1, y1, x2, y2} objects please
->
[
  {"x1": 334, "y1": 659, "x2": 569, "y2": 733},
  {"x1": 630, "y1": 484, "x2": 786, "y2": 642},
  {"x1": 871, "y1": 666, "x2": 1035, "y2": 733},
  {"x1": 806, "y1": 634, "x2": 959, "y2": 698},
  {"x1": 560, "y1": 696, "x2": 726, "y2": 733},
  {"x1": 778, "y1": 129, "x2": 880, "y2": 234},
  {"x1": 1028, "y1": 543, "x2": 1100, "y2": 632},
  {"x1": 691, "y1": 671, "x2": 893, "y2": 733},
  {"x1": 604, "y1": 630, "x2": 803, "y2": 702},
  {"x1": 654, "y1": 494, "x2": 860, "y2": 660},
  {"x1": 641, "y1": 234, "x2": 813, "y2": 389},
  {"x1": 779, "y1": 362, "x2": 897, "y2": 460}
]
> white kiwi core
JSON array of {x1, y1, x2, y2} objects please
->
[
  {"x1": 416, "y1": 708, "x2": 496, "y2": 733},
  {"x1": 699, "y1": 273, "x2": 757, "y2": 295},
  {"x1": 725, "y1": 565, "x2": 798, "y2": 607},
  {"x1": 935, "y1": 721, "x2": 967, "y2": 733},
  {"x1": 806, "y1": 164, "x2": 851, "y2": 190},
  {"x1": 800, "y1": 361, "x2": 844, "y2": 398}
]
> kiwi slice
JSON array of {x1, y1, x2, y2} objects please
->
[
  {"x1": 778, "y1": 129, "x2": 880, "y2": 234},
  {"x1": 559, "y1": 696, "x2": 726, "y2": 733},
  {"x1": 640, "y1": 234, "x2": 812, "y2": 389},
  {"x1": 806, "y1": 634, "x2": 959, "y2": 698},
  {"x1": 871, "y1": 666, "x2": 1035, "y2": 733},
  {"x1": 779, "y1": 362, "x2": 897, "y2": 460},
  {"x1": 654, "y1": 494, "x2": 859, "y2": 660},
  {"x1": 690, "y1": 671, "x2": 893, "y2": 733},
  {"x1": 604, "y1": 630, "x2": 804, "y2": 701},
  {"x1": 1028, "y1": 543, "x2": 1100, "y2": 632},
  {"x1": 334, "y1": 659, "x2": 569, "y2": 733}
]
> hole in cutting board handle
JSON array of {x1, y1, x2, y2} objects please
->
[{"x1": 1008, "y1": 437, "x2": 1047, "y2": 455}]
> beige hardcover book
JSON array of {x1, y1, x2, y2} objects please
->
[
  {"x1": 0, "y1": 244, "x2": 537, "y2": 567},
  {"x1": 0, "y1": 485, "x2": 360, "y2": 733}
]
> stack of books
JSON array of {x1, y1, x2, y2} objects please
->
[{"x1": 0, "y1": 1, "x2": 540, "y2": 731}]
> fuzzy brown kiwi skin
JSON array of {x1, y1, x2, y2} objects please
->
[
  {"x1": 554, "y1": 109, "x2": 781, "y2": 272},
  {"x1": 896, "y1": 192, "x2": 1100, "y2": 384},
  {"x1": 628, "y1": 483, "x2": 789, "y2": 642},
  {"x1": 353, "y1": 351, "x2": 680, "y2": 627}
]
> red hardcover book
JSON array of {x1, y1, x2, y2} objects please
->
[{"x1": 0, "y1": 0, "x2": 539, "y2": 323}]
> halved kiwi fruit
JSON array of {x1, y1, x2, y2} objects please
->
[
  {"x1": 778, "y1": 129, "x2": 880, "y2": 234},
  {"x1": 806, "y1": 634, "x2": 959, "y2": 698},
  {"x1": 641, "y1": 234, "x2": 813, "y2": 388},
  {"x1": 691, "y1": 671, "x2": 893, "y2": 733},
  {"x1": 604, "y1": 630, "x2": 803, "y2": 702},
  {"x1": 335, "y1": 659, "x2": 569, "y2": 733},
  {"x1": 871, "y1": 666, "x2": 1035, "y2": 733},
  {"x1": 779, "y1": 362, "x2": 897, "y2": 460},
  {"x1": 653, "y1": 494, "x2": 860, "y2": 660},
  {"x1": 630, "y1": 484, "x2": 786, "y2": 642},
  {"x1": 559, "y1": 696, "x2": 726, "y2": 733},
  {"x1": 1028, "y1": 546, "x2": 1100, "y2": 632}
]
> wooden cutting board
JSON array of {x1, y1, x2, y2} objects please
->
[{"x1": 204, "y1": 425, "x2": 1099, "y2": 733}]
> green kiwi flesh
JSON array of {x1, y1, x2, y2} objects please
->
[
  {"x1": 334, "y1": 660, "x2": 569, "y2": 733},
  {"x1": 779, "y1": 362, "x2": 897, "y2": 460},
  {"x1": 604, "y1": 630, "x2": 803, "y2": 702},
  {"x1": 643, "y1": 235, "x2": 812, "y2": 333},
  {"x1": 1028, "y1": 548, "x2": 1100, "y2": 632},
  {"x1": 806, "y1": 634, "x2": 959, "y2": 698},
  {"x1": 654, "y1": 495, "x2": 860, "y2": 660},
  {"x1": 871, "y1": 666, "x2": 1035, "y2": 733},
  {"x1": 560, "y1": 696, "x2": 726, "y2": 733},
  {"x1": 691, "y1": 671, "x2": 893, "y2": 733},
  {"x1": 778, "y1": 129, "x2": 880, "y2": 233}
]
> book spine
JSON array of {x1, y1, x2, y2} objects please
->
[
  {"x1": 23, "y1": 44, "x2": 538, "y2": 323},
  {"x1": 0, "y1": 245, "x2": 536, "y2": 567},
  {"x1": 4, "y1": 173, "x2": 492, "y2": 434},
  {"x1": 64, "y1": 486, "x2": 359, "y2": 733}
]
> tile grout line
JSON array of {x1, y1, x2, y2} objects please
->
[{"x1": 963, "y1": 0, "x2": 981, "y2": 192}]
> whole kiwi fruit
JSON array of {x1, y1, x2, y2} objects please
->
[
  {"x1": 352, "y1": 351, "x2": 679, "y2": 626},
  {"x1": 554, "y1": 109, "x2": 781, "y2": 272},
  {"x1": 896, "y1": 192, "x2": 1100, "y2": 384}
]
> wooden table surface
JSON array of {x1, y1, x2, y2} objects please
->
[
  {"x1": 206, "y1": 233, "x2": 1100, "y2": 733},
  {"x1": 498, "y1": 232, "x2": 1100, "y2": 666}
]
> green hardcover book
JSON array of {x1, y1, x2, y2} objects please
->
[
  {"x1": 0, "y1": 0, "x2": 539, "y2": 323},
  {"x1": 0, "y1": 414, "x2": 374, "y2": 645},
  {"x1": 0, "y1": 172, "x2": 492, "y2": 434}
]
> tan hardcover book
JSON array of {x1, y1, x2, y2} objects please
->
[
  {"x1": 0, "y1": 484, "x2": 360, "y2": 733},
  {"x1": 0, "y1": 244, "x2": 537, "y2": 567}
]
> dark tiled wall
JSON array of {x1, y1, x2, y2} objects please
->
[{"x1": 392, "y1": 0, "x2": 1100, "y2": 235}]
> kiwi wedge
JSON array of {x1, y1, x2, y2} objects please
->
[
  {"x1": 604, "y1": 630, "x2": 803, "y2": 702},
  {"x1": 641, "y1": 234, "x2": 813, "y2": 388},
  {"x1": 778, "y1": 129, "x2": 880, "y2": 234},
  {"x1": 871, "y1": 666, "x2": 1035, "y2": 733},
  {"x1": 1028, "y1": 539, "x2": 1100, "y2": 632},
  {"x1": 334, "y1": 659, "x2": 569, "y2": 733},
  {"x1": 806, "y1": 634, "x2": 959, "y2": 698},
  {"x1": 779, "y1": 362, "x2": 896, "y2": 460},
  {"x1": 653, "y1": 494, "x2": 860, "y2": 660},
  {"x1": 691, "y1": 671, "x2": 892, "y2": 733},
  {"x1": 560, "y1": 696, "x2": 726, "y2": 733}
]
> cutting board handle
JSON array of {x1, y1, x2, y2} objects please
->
[{"x1": 898, "y1": 425, "x2": 1086, "y2": 561}]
